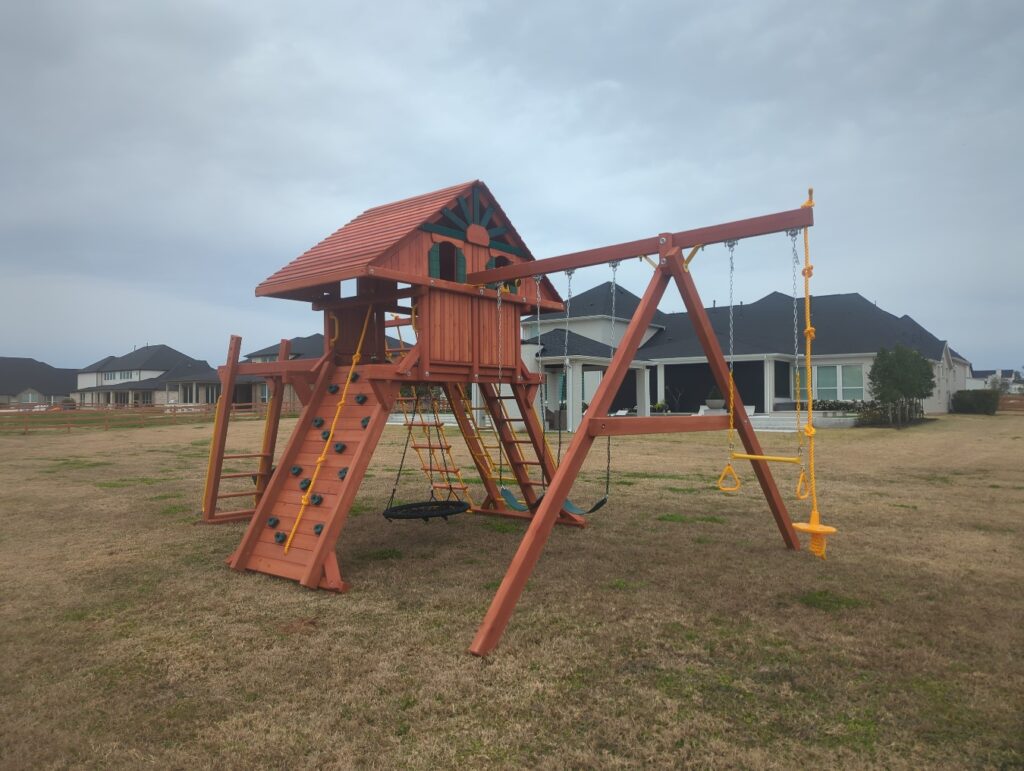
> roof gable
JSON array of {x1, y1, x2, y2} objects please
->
[
  {"x1": 533, "y1": 282, "x2": 668, "y2": 325},
  {"x1": 79, "y1": 344, "x2": 194, "y2": 374},
  {"x1": 255, "y1": 180, "x2": 545, "y2": 300}
]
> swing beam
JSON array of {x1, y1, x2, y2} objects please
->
[{"x1": 467, "y1": 206, "x2": 812, "y2": 656}]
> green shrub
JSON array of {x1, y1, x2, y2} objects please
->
[{"x1": 951, "y1": 390, "x2": 999, "y2": 415}]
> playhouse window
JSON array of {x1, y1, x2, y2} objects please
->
[{"x1": 428, "y1": 242, "x2": 466, "y2": 283}]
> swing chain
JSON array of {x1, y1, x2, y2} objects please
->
[{"x1": 726, "y1": 240, "x2": 737, "y2": 449}]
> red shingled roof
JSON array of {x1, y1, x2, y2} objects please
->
[{"x1": 257, "y1": 180, "x2": 480, "y2": 298}]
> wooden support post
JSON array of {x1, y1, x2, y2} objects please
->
[
  {"x1": 469, "y1": 267, "x2": 670, "y2": 656},
  {"x1": 201, "y1": 335, "x2": 241, "y2": 523},
  {"x1": 662, "y1": 239, "x2": 800, "y2": 550}
]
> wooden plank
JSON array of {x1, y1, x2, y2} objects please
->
[
  {"x1": 587, "y1": 415, "x2": 730, "y2": 436},
  {"x1": 467, "y1": 206, "x2": 814, "y2": 284}
]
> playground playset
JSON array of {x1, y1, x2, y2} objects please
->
[{"x1": 200, "y1": 181, "x2": 834, "y2": 655}]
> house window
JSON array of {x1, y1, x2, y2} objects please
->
[
  {"x1": 841, "y1": 365, "x2": 864, "y2": 401},
  {"x1": 115, "y1": 392, "x2": 129, "y2": 405},
  {"x1": 181, "y1": 383, "x2": 194, "y2": 403},
  {"x1": 427, "y1": 242, "x2": 466, "y2": 283},
  {"x1": 204, "y1": 384, "x2": 221, "y2": 404},
  {"x1": 121, "y1": 370, "x2": 133, "y2": 380},
  {"x1": 140, "y1": 391, "x2": 153, "y2": 405},
  {"x1": 104, "y1": 372, "x2": 115, "y2": 381},
  {"x1": 816, "y1": 365, "x2": 838, "y2": 401},
  {"x1": 259, "y1": 383, "x2": 270, "y2": 403}
]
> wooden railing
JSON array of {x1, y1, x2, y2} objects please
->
[{"x1": 0, "y1": 401, "x2": 302, "y2": 434}]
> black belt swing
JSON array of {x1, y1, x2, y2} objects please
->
[{"x1": 383, "y1": 391, "x2": 469, "y2": 522}]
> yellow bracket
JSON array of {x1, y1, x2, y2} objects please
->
[
  {"x1": 681, "y1": 244, "x2": 702, "y2": 272},
  {"x1": 717, "y1": 463, "x2": 740, "y2": 492},
  {"x1": 731, "y1": 452, "x2": 801, "y2": 464}
]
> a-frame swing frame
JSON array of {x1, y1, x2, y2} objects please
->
[{"x1": 464, "y1": 204, "x2": 814, "y2": 656}]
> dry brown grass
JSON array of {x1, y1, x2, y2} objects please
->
[{"x1": 1, "y1": 415, "x2": 1022, "y2": 768}]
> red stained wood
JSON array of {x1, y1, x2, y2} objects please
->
[
  {"x1": 467, "y1": 206, "x2": 814, "y2": 284},
  {"x1": 587, "y1": 415, "x2": 731, "y2": 436},
  {"x1": 466, "y1": 223, "x2": 490, "y2": 246}
]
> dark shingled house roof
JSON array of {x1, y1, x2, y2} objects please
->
[
  {"x1": 523, "y1": 329, "x2": 621, "y2": 360},
  {"x1": 76, "y1": 345, "x2": 197, "y2": 375},
  {"x1": 530, "y1": 282, "x2": 668, "y2": 326},
  {"x1": 0, "y1": 357, "x2": 78, "y2": 398},
  {"x1": 636, "y1": 290, "x2": 964, "y2": 362},
  {"x1": 246, "y1": 333, "x2": 407, "y2": 361}
]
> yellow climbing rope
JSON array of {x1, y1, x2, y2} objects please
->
[
  {"x1": 790, "y1": 189, "x2": 836, "y2": 559},
  {"x1": 284, "y1": 306, "x2": 373, "y2": 554}
]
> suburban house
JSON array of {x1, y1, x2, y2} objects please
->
[
  {"x1": 74, "y1": 345, "x2": 223, "y2": 407},
  {"x1": 522, "y1": 283, "x2": 972, "y2": 430},
  {"x1": 968, "y1": 368, "x2": 1024, "y2": 393},
  {"x1": 0, "y1": 357, "x2": 78, "y2": 406}
]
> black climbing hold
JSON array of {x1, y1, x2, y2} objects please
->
[
  {"x1": 338, "y1": 467, "x2": 349, "y2": 480},
  {"x1": 355, "y1": 393, "x2": 367, "y2": 405},
  {"x1": 310, "y1": 493, "x2": 323, "y2": 506},
  {"x1": 290, "y1": 465, "x2": 302, "y2": 476},
  {"x1": 333, "y1": 442, "x2": 347, "y2": 454},
  {"x1": 313, "y1": 523, "x2": 324, "y2": 536},
  {"x1": 267, "y1": 517, "x2": 279, "y2": 528},
  {"x1": 321, "y1": 430, "x2": 331, "y2": 440},
  {"x1": 351, "y1": 372, "x2": 360, "y2": 382},
  {"x1": 274, "y1": 531, "x2": 286, "y2": 544},
  {"x1": 327, "y1": 383, "x2": 339, "y2": 394},
  {"x1": 312, "y1": 417, "x2": 324, "y2": 428},
  {"x1": 361, "y1": 416, "x2": 370, "y2": 429},
  {"x1": 300, "y1": 478, "x2": 311, "y2": 491}
]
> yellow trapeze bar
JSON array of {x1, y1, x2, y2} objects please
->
[{"x1": 730, "y1": 452, "x2": 802, "y2": 465}]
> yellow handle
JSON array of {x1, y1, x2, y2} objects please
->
[
  {"x1": 717, "y1": 463, "x2": 741, "y2": 492},
  {"x1": 795, "y1": 470, "x2": 810, "y2": 500}
]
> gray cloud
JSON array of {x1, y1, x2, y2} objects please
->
[{"x1": 1, "y1": 0, "x2": 1021, "y2": 368}]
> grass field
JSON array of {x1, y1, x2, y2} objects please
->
[{"x1": 1, "y1": 414, "x2": 1021, "y2": 767}]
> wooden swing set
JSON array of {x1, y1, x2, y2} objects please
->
[{"x1": 199, "y1": 181, "x2": 834, "y2": 656}]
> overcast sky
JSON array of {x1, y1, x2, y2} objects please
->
[{"x1": 1, "y1": 1, "x2": 1021, "y2": 370}]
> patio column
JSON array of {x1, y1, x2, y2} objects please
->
[
  {"x1": 567, "y1": 361, "x2": 584, "y2": 431},
  {"x1": 656, "y1": 363, "x2": 665, "y2": 405},
  {"x1": 763, "y1": 357, "x2": 772, "y2": 416},
  {"x1": 636, "y1": 367, "x2": 651, "y2": 417}
]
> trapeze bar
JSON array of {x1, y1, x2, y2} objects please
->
[{"x1": 731, "y1": 452, "x2": 801, "y2": 464}]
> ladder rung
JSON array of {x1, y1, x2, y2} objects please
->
[
  {"x1": 405, "y1": 420, "x2": 443, "y2": 427},
  {"x1": 220, "y1": 472, "x2": 265, "y2": 479},
  {"x1": 210, "y1": 508, "x2": 255, "y2": 518},
  {"x1": 216, "y1": 490, "x2": 260, "y2": 499},
  {"x1": 223, "y1": 453, "x2": 270, "y2": 459},
  {"x1": 431, "y1": 482, "x2": 468, "y2": 490},
  {"x1": 510, "y1": 460, "x2": 542, "y2": 466}
]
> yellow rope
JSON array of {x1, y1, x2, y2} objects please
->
[
  {"x1": 284, "y1": 307, "x2": 373, "y2": 553},
  {"x1": 792, "y1": 189, "x2": 836, "y2": 558}
]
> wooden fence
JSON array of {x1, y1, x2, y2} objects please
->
[
  {"x1": 999, "y1": 394, "x2": 1024, "y2": 413},
  {"x1": 0, "y1": 402, "x2": 301, "y2": 434}
]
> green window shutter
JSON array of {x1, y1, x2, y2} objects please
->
[
  {"x1": 455, "y1": 248, "x2": 467, "y2": 283},
  {"x1": 428, "y1": 244, "x2": 441, "y2": 278}
]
